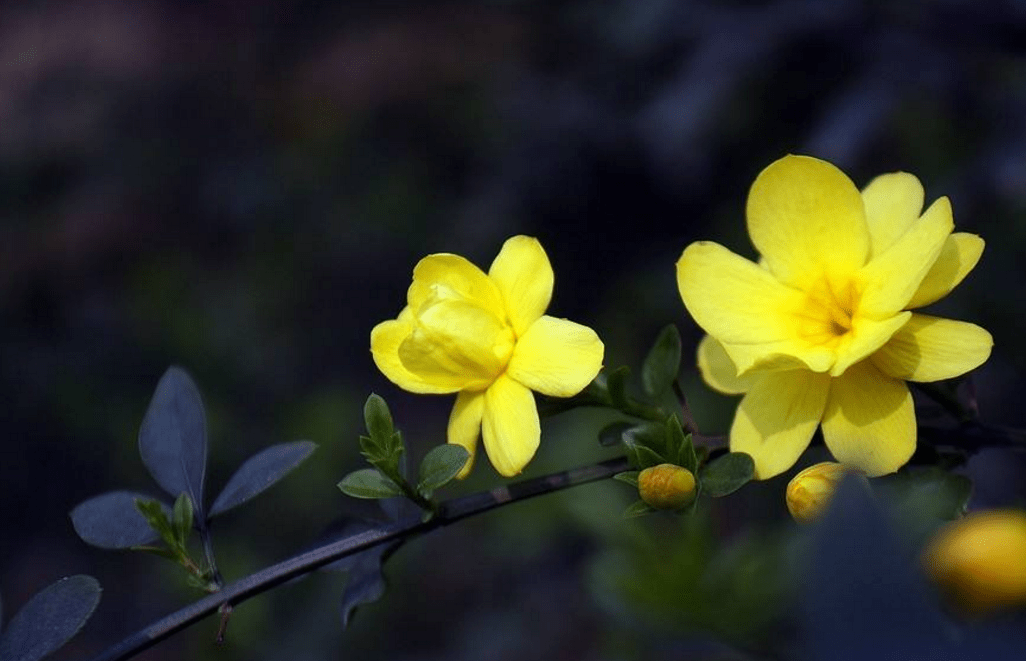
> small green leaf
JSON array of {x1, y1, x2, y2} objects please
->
[
  {"x1": 624, "y1": 500, "x2": 654, "y2": 518},
  {"x1": 417, "y1": 444, "x2": 470, "y2": 494},
  {"x1": 622, "y1": 422, "x2": 668, "y2": 469},
  {"x1": 338, "y1": 469, "x2": 404, "y2": 499},
  {"x1": 134, "y1": 498, "x2": 175, "y2": 543},
  {"x1": 172, "y1": 493, "x2": 194, "y2": 547},
  {"x1": 363, "y1": 393, "x2": 394, "y2": 441},
  {"x1": 613, "y1": 471, "x2": 640, "y2": 487},
  {"x1": 642, "y1": 324, "x2": 682, "y2": 397},
  {"x1": 387, "y1": 430, "x2": 405, "y2": 458},
  {"x1": 700, "y1": 452, "x2": 755, "y2": 497},
  {"x1": 598, "y1": 421, "x2": 633, "y2": 447},
  {"x1": 665, "y1": 415, "x2": 697, "y2": 473},
  {"x1": 606, "y1": 366, "x2": 632, "y2": 409}
]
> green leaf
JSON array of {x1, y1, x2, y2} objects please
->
[
  {"x1": 606, "y1": 366, "x2": 632, "y2": 410},
  {"x1": 134, "y1": 498, "x2": 175, "y2": 543},
  {"x1": 699, "y1": 453, "x2": 755, "y2": 497},
  {"x1": 622, "y1": 422, "x2": 668, "y2": 469},
  {"x1": 172, "y1": 493, "x2": 194, "y2": 547},
  {"x1": 642, "y1": 324, "x2": 682, "y2": 397},
  {"x1": 417, "y1": 445, "x2": 470, "y2": 495},
  {"x1": 338, "y1": 469, "x2": 404, "y2": 499},
  {"x1": 665, "y1": 415, "x2": 697, "y2": 473},
  {"x1": 613, "y1": 471, "x2": 640, "y2": 487},
  {"x1": 624, "y1": 500, "x2": 654, "y2": 518},
  {"x1": 363, "y1": 393, "x2": 394, "y2": 441},
  {"x1": 598, "y1": 421, "x2": 633, "y2": 447}
]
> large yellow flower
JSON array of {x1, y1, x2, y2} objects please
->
[
  {"x1": 676, "y1": 155, "x2": 992, "y2": 479},
  {"x1": 371, "y1": 235, "x2": 604, "y2": 477}
]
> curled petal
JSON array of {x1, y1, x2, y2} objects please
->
[
  {"x1": 821, "y1": 360, "x2": 915, "y2": 477},
  {"x1": 370, "y1": 311, "x2": 459, "y2": 394},
  {"x1": 856, "y1": 197, "x2": 953, "y2": 318},
  {"x1": 871, "y1": 313, "x2": 993, "y2": 382},
  {"x1": 861, "y1": 172, "x2": 924, "y2": 258},
  {"x1": 409, "y1": 253, "x2": 505, "y2": 319},
  {"x1": 488, "y1": 235, "x2": 554, "y2": 336},
  {"x1": 747, "y1": 155, "x2": 869, "y2": 290},
  {"x1": 448, "y1": 390, "x2": 485, "y2": 479},
  {"x1": 697, "y1": 335, "x2": 755, "y2": 395},
  {"x1": 729, "y1": 369, "x2": 832, "y2": 479},
  {"x1": 906, "y1": 233, "x2": 984, "y2": 309},
  {"x1": 508, "y1": 316, "x2": 603, "y2": 397},
  {"x1": 482, "y1": 374, "x2": 541, "y2": 476}
]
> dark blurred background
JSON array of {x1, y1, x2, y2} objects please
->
[{"x1": 3, "y1": 1, "x2": 1026, "y2": 659}]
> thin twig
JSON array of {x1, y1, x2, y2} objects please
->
[{"x1": 86, "y1": 456, "x2": 630, "y2": 661}]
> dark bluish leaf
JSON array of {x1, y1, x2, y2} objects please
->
[
  {"x1": 318, "y1": 519, "x2": 402, "y2": 629},
  {"x1": 417, "y1": 445, "x2": 469, "y2": 494},
  {"x1": 209, "y1": 441, "x2": 317, "y2": 517},
  {"x1": 338, "y1": 469, "x2": 404, "y2": 499},
  {"x1": 0, "y1": 575, "x2": 101, "y2": 661},
  {"x1": 69, "y1": 491, "x2": 166, "y2": 549},
  {"x1": 642, "y1": 324, "x2": 682, "y2": 397},
  {"x1": 699, "y1": 453, "x2": 754, "y2": 497},
  {"x1": 363, "y1": 394, "x2": 394, "y2": 441},
  {"x1": 138, "y1": 367, "x2": 208, "y2": 517},
  {"x1": 801, "y1": 476, "x2": 951, "y2": 661}
]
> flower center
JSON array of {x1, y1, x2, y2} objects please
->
[{"x1": 795, "y1": 277, "x2": 861, "y2": 349}]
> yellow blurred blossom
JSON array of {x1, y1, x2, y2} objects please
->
[
  {"x1": 371, "y1": 236, "x2": 604, "y2": 477},
  {"x1": 924, "y1": 509, "x2": 1026, "y2": 615},
  {"x1": 677, "y1": 155, "x2": 992, "y2": 479},
  {"x1": 785, "y1": 462, "x2": 851, "y2": 523},
  {"x1": 638, "y1": 464, "x2": 697, "y2": 510}
]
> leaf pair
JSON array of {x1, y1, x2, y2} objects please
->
[{"x1": 0, "y1": 576, "x2": 101, "y2": 661}]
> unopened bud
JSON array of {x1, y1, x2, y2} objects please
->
[
  {"x1": 923, "y1": 509, "x2": 1026, "y2": 615},
  {"x1": 638, "y1": 463, "x2": 696, "y2": 510},
  {"x1": 786, "y1": 462, "x2": 849, "y2": 523}
]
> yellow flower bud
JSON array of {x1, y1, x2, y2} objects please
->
[
  {"x1": 923, "y1": 509, "x2": 1026, "y2": 615},
  {"x1": 785, "y1": 462, "x2": 850, "y2": 523},
  {"x1": 638, "y1": 464, "x2": 696, "y2": 510}
]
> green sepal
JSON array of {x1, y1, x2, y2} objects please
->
[
  {"x1": 613, "y1": 471, "x2": 640, "y2": 487},
  {"x1": 642, "y1": 324, "x2": 682, "y2": 398},
  {"x1": 624, "y1": 500, "x2": 655, "y2": 518},
  {"x1": 338, "y1": 468, "x2": 405, "y2": 499},
  {"x1": 172, "y1": 493, "x2": 194, "y2": 547},
  {"x1": 417, "y1": 444, "x2": 470, "y2": 497},
  {"x1": 664, "y1": 415, "x2": 697, "y2": 473},
  {"x1": 699, "y1": 452, "x2": 755, "y2": 497},
  {"x1": 621, "y1": 422, "x2": 667, "y2": 469},
  {"x1": 363, "y1": 393, "x2": 395, "y2": 442}
]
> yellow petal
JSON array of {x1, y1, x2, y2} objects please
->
[
  {"x1": 831, "y1": 312, "x2": 911, "y2": 377},
  {"x1": 370, "y1": 310, "x2": 459, "y2": 394},
  {"x1": 861, "y1": 172, "x2": 924, "y2": 258},
  {"x1": 448, "y1": 390, "x2": 485, "y2": 478},
  {"x1": 856, "y1": 196, "x2": 953, "y2": 318},
  {"x1": 697, "y1": 335, "x2": 755, "y2": 394},
  {"x1": 488, "y1": 235, "x2": 553, "y2": 337},
  {"x1": 677, "y1": 241, "x2": 804, "y2": 345},
  {"x1": 409, "y1": 253, "x2": 505, "y2": 319},
  {"x1": 723, "y1": 342, "x2": 836, "y2": 378},
  {"x1": 729, "y1": 369, "x2": 831, "y2": 479},
  {"x1": 507, "y1": 315, "x2": 604, "y2": 397},
  {"x1": 821, "y1": 360, "x2": 915, "y2": 476},
  {"x1": 398, "y1": 300, "x2": 513, "y2": 391},
  {"x1": 871, "y1": 313, "x2": 993, "y2": 382},
  {"x1": 482, "y1": 374, "x2": 541, "y2": 476},
  {"x1": 746, "y1": 155, "x2": 869, "y2": 290},
  {"x1": 906, "y1": 233, "x2": 985, "y2": 309}
]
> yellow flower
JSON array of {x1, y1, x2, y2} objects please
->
[
  {"x1": 923, "y1": 509, "x2": 1026, "y2": 615},
  {"x1": 785, "y1": 462, "x2": 851, "y2": 523},
  {"x1": 677, "y1": 155, "x2": 992, "y2": 479},
  {"x1": 371, "y1": 235, "x2": 604, "y2": 477},
  {"x1": 638, "y1": 464, "x2": 697, "y2": 510}
]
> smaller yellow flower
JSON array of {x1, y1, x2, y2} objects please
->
[
  {"x1": 638, "y1": 464, "x2": 697, "y2": 510},
  {"x1": 371, "y1": 236, "x2": 604, "y2": 477},
  {"x1": 785, "y1": 462, "x2": 851, "y2": 523},
  {"x1": 923, "y1": 509, "x2": 1026, "y2": 615}
]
